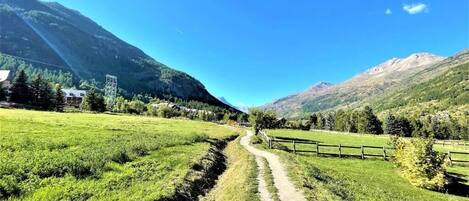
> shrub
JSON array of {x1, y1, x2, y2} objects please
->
[{"x1": 392, "y1": 137, "x2": 447, "y2": 190}]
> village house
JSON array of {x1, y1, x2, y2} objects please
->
[
  {"x1": 62, "y1": 89, "x2": 86, "y2": 107},
  {"x1": 0, "y1": 70, "x2": 13, "y2": 89}
]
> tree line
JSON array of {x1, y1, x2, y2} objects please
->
[
  {"x1": 1, "y1": 70, "x2": 65, "y2": 112},
  {"x1": 1, "y1": 70, "x2": 246, "y2": 124},
  {"x1": 248, "y1": 106, "x2": 468, "y2": 140}
]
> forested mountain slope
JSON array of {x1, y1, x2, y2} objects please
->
[{"x1": 0, "y1": 0, "x2": 227, "y2": 107}]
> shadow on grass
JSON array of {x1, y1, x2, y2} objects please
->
[{"x1": 445, "y1": 172, "x2": 469, "y2": 197}]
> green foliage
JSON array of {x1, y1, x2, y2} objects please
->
[
  {"x1": 0, "y1": 54, "x2": 74, "y2": 88},
  {"x1": 248, "y1": 108, "x2": 278, "y2": 133},
  {"x1": 358, "y1": 106, "x2": 383, "y2": 134},
  {"x1": 9, "y1": 70, "x2": 30, "y2": 104},
  {"x1": 54, "y1": 84, "x2": 65, "y2": 112},
  {"x1": 392, "y1": 137, "x2": 447, "y2": 191},
  {"x1": 30, "y1": 75, "x2": 54, "y2": 110},
  {"x1": 80, "y1": 89, "x2": 106, "y2": 112},
  {"x1": 384, "y1": 114, "x2": 412, "y2": 137},
  {"x1": 157, "y1": 105, "x2": 180, "y2": 118}
]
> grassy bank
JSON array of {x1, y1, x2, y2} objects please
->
[
  {"x1": 0, "y1": 109, "x2": 237, "y2": 200},
  {"x1": 201, "y1": 133, "x2": 259, "y2": 201}
]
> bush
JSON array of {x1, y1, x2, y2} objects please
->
[{"x1": 392, "y1": 137, "x2": 447, "y2": 190}]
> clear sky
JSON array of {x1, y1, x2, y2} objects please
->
[{"x1": 46, "y1": 0, "x2": 468, "y2": 107}]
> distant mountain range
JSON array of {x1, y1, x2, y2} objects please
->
[
  {"x1": 263, "y1": 50, "x2": 469, "y2": 118},
  {"x1": 0, "y1": 0, "x2": 229, "y2": 108}
]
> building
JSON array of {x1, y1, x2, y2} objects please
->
[
  {"x1": 0, "y1": 70, "x2": 13, "y2": 89},
  {"x1": 62, "y1": 89, "x2": 86, "y2": 107}
]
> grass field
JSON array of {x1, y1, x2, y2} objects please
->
[
  {"x1": 264, "y1": 129, "x2": 469, "y2": 201},
  {"x1": 0, "y1": 109, "x2": 238, "y2": 200}
]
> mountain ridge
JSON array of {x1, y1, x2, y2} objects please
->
[{"x1": 262, "y1": 50, "x2": 468, "y2": 117}]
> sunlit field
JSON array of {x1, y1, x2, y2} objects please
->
[{"x1": 0, "y1": 109, "x2": 238, "y2": 200}]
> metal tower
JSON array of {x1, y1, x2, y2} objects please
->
[{"x1": 104, "y1": 74, "x2": 117, "y2": 110}]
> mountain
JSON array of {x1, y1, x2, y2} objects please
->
[
  {"x1": 264, "y1": 50, "x2": 469, "y2": 118},
  {"x1": 262, "y1": 82, "x2": 333, "y2": 115},
  {"x1": 0, "y1": 0, "x2": 228, "y2": 107}
]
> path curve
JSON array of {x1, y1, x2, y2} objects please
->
[{"x1": 241, "y1": 131, "x2": 306, "y2": 201}]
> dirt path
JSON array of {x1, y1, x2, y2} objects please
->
[
  {"x1": 241, "y1": 131, "x2": 306, "y2": 201},
  {"x1": 255, "y1": 157, "x2": 274, "y2": 201}
]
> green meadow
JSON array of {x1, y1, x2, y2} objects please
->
[
  {"x1": 264, "y1": 129, "x2": 469, "y2": 201},
  {"x1": 0, "y1": 109, "x2": 238, "y2": 200}
]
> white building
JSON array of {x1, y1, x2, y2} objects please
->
[
  {"x1": 62, "y1": 89, "x2": 86, "y2": 107},
  {"x1": 0, "y1": 70, "x2": 13, "y2": 88}
]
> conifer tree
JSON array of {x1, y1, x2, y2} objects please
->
[
  {"x1": 81, "y1": 89, "x2": 106, "y2": 112},
  {"x1": 358, "y1": 106, "x2": 383, "y2": 134},
  {"x1": 0, "y1": 82, "x2": 6, "y2": 101},
  {"x1": 30, "y1": 75, "x2": 53, "y2": 110},
  {"x1": 10, "y1": 70, "x2": 30, "y2": 104},
  {"x1": 55, "y1": 84, "x2": 65, "y2": 112}
]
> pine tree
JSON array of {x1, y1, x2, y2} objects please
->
[
  {"x1": 55, "y1": 84, "x2": 65, "y2": 112},
  {"x1": 384, "y1": 113, "x2": 399, "y2": 134},
  {"x1": 0, "y1": 82, "x2": 6, "y2": 101},
  {"x1": 9, "y1": 70, "x2": 30, "y2": 104},
  {"x1": 30, "y1": 75, "x2": 53, "y2": 110},
  {"x1": 358, "y1": 106, "x2": 383, "y2": 134},
  {"x1": 310, "y1": 113, "x2": 318, "y2": 129},
  {"x1": 81, "y1": 89, "x2": 106, "y2": 112}
]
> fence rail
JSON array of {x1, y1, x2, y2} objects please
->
[
  {"x1": 435, "y1": 140, "x2": 468, "y2": 150},
  {"x1": 259, "y1": 131, "x2": 394, "y2": 160},
  {"x1": 448, "y1": 151, "x2": 469, "y2": 165}
]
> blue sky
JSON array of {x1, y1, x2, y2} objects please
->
[{"x1": 47, "y1": 0, "x2": 468, "y2": 107}]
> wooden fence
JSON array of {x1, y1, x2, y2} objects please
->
[
  {"x1": 448, "y1": 151, "x2": 469, "y2": 165},
  {"x1": 435, "y1": 140, "x2": 469, "y2": 150},
  {"x1": 259, "y1": 131, "x2": 393, "y2": 160},
  {"x1": 259, "y1": 131, "x2": 469, "y2": 164}
]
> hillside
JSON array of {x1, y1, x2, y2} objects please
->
[
  {"x1": 0, "y1": 0, "x2": 227, "y2": 107},
  {"x1": 368, "y1": 61, "x2": 469, "y2": 120},
  {"x1": 264, "y1": 50, "x2": 469, "y2": 118}
]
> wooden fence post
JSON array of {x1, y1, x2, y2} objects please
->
[
  {"x1": 383, "y1": 147, "x2": 386, "y2": 160},
  {"x1": 361, "y1": 145, "x2": 364, "y2": 159},
  {"x1": 448, "y1": 151, "x2": 452, "y2": 166},
  {"x1": 339, "y1": 144, "x2": 342, "y2": 158},
  {"x1": 268, "y1": 138, "x2": 272, "y2": 149},
  {"x1": 293, "y1": 140, "x2": 296, "y2": 154},
  {"x1": 316, "y1": 142, "x2": 319, "y2": 156}
]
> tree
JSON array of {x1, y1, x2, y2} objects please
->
[
  {"x1": 384, "y1": 113, "x2": 399, "y2": 135},
  {"x1": 248, "y1": 109, "x2": 277, "y2": 133},
  {"x1": 309, "y1": 113, "x2": 318, "y2": 130},
  {"x1": 385, "y1": 114, "x2": 413, "y2": 137},
  {"x1": 30, "y1": 75, "x2": 53, "y2": 110},
  {"x1": 81, "y1": 89, "x2": 106, "y2": 112},
  {"x1": 9, "y1": 70, "x2": 30, "y2": 104},
  {"x1": 358, "y1": 106, "x2": 383, "y2": 134},
  {"x1": 324, "y1": 112, "x2": 335, "y2": 130},
  {"x1": 345, "y1": 110, "x2": 359, "y2": 133},
  {"x1": 335, "y1": 109, "x2": 347, "y2": 131},
  {"x1": 54, "y1": 84, "x2": 65, "y2": 112},
  {"x1": 392, "y1": 137, "x2": 446, "y2": 190},
  {"x1": 316, "y1": 113, "x2": 325, "y2": 130},
  {"x1": 0, "y1": 82, "x2": 6, "y2": 101}
]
